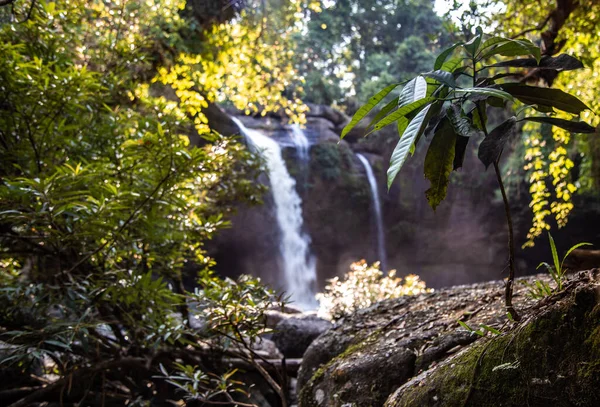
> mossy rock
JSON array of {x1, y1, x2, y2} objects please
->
[
  {"x1": 385, "y1": 270, "x2": 600, "y2": 407},
  {"x1": 297, "y1": 276, "x2": 546, "y2": 407},
  {"x1": 298, "y1": 272, "x2": 600, "y2": 407}
]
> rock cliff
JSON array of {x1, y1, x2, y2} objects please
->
[{"x1": 207, "y1": 104, "x2": 517, "y2": 293}]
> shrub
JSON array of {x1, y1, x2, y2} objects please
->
[{"x1": 317, "y1": 260, "x2": 431, "y2": 320}]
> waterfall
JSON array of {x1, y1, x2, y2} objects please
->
[
  {"x1": 357, "y1": 154, "x2": 388, "y2": 272},
  {"x1": 232, "y1": 117, "x2": 317, "y2": 309},
  {"x1": 289, "y1": 124, "x2": 311, "y2": 190},
  {"x1": 289, "y1": 124, "x2": 310, "y2": 163}
]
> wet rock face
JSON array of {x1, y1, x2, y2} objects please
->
[
  {"x1": 207, "y1": 105, "x2": 517, "y2": 295},
  {"x1": 208, "y1": 104, "x2": 600, "y2": 296},
  {"x1": 297, "y1": 275, "x2": 550, "y2": 407}
]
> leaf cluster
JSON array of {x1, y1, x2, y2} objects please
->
[
  {"x1": 342, "y1": 31, "x2": 595, "y2": 210},
  {"x1": 0, "y1": 1, "x2": 289, "y2": 405}
]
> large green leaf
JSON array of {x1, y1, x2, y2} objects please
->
[
  {"x1": 399, "y1": 76, "x2": 427, "y2": 107},
  {"x1": 366, "y1": 97, "x2": 399, "y2": 130},
  {"x1": 481, "y1": 39, "x2": 541, "y2": 62},
  {"x1": 501, "y1": 83, "x2": 590, "y2": 114},
  {"x1": 434, "y1": 43, "x2": 463, "y2": 70},
  {"x1": 371, "y1": 97, "x2": 433, "y2": 133},
  {"x1": 489, "y1": 54, "x2": 584, "y2": 71},
  {"x1": 341, "y1": 83, "x2": 400, "y2": 138},
  {"x1": 424, "y1": 118, "x2": 457, "y2": 210},
  {"x1": 480, "y1": 36, "x2": 509, "y2": 51},
  {"x1": 464, "y1": 27, "x2": 483, "y2": 56},
  {"x1": 521, "y1": 117, "x2": 596, "y2": 133},
  {"x1": 398, "y1": 116, "x2": 409, "y2": 140},
  {"x1": 454, "y1": 87, "x2": 515, "y2": 103},
  {"x1": 423, "y1": 70, "x2": 456, "y2": 88},
  {"x1": 562, "y1": 242, "x2": 593, "y2": 271},
  {"x1": 549, "y1": 233, "x2": 560, "y2": 274},
  {"x1": 387, "y1": 105, "x2": 432, "y2": 189},
  {"x1": 441, "y1": 57, "x2": 464, "y2": 73},
  {"x1": 477, "y1": 117, "x2": 517, "y2": 168}
]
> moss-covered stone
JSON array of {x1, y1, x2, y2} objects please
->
[
  {"x1": 385, "y1": 272, "x2": 600, "y2": 407},
  {"x1": 298, "y1": 328, "x2": 408, "y2": 407}
]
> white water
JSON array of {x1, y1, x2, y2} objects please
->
[
  {"x1": 289, "y1": 124, "x2": 310, "y2": 163},
  {"x1": 357, "y1": 154, "x2": 388, "y2": 272},
  {"x1": 232, "y1": 117, "x2": 317, "y2": 308}
]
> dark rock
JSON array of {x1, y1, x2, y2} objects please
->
[
  {"x1": 268, "y1": 303, "x2": 305, "y2": 314},
  {"x1": 306, "y1": 104, "x2": 348, "y2": 127},
  {"x1": 297, "y1": 275, "x2": 549, "y2": 407},
  {"x1": 385, "y1": 270, "x2": 600, "y2": 407},
  {"x1": 264, "y1": 310, "x2": 292, "y2": 329},
  {"x1": 234, "y1": 115, "x2": 286, "y2": 134},
  {"x1": 272, "y1": 314, "x2": 333, "y2": 358},
  {"x1": 304, "y1": 117, "x2": 340, "y2": 144}
]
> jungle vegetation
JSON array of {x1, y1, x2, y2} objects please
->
[{"x1": 0, "y1": 0, "x2": 598, "y2": 405}]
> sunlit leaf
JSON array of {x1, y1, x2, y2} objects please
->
[
  {"x1": 481, "y1": 39, "x2": 541, "y2": 63},
  {"x1": 366, "y1": 97, "x2": 400, "y2": 130},
  {"x1": 434, "y1": 43, "x2": 463, "y2": 70},
  {"x1": 399, "y1": 76, "x2": 428, "y2": 107},
  {"x1": 422, "y1": 70, "x2": 456, "y2": 88},
  {"x1": 387, "y1": 105, "x2": 432, "y2": 189},
  {"x1": 464, "y1": 27, "x2": 483, "y2": 56},
  {"x1": 370, "y1": 97, "x2": 433, "y2": 133},
  {"x1": 341, "y1": 83, "x2": 401, "y2": 138},
  {"x1": 455, "y1": 87, "x2": 515, "y2": 103}
]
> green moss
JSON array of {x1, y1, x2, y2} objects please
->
[
  {"x1": 299, "y1": 329, "x2": 384, "y2": 407},
  {"x1": 311, "y1": 144, "x2": 343, "y2": 180},
  {"x1": 387, "y1": 286, "x2": 600, "y2": 407}
]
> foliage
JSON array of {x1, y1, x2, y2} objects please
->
[
  {"x1": 294, "y1": 0, "x2": 448, "y2": 105},
  {"x1": 341, "y1": 29, "x2": 594, "y2": 318},
  {"x1": 445, "y1": 0, "x2": 600, "y2": 246},
  {"x1": 536, "y1": 233, "x2": 592, "y2": 291},
  {"x1": 521, "y1": 278, "x2": 553, "y2": 300},
  {"x1": 457, "y1": 320, "x2": 501, "y2": 337},
  {"x1": 0, "y1": 0, "x2": 306, "y2": 405},
  {"x1": 316, "y1": 260, "x2": 430, "y2": 320}
]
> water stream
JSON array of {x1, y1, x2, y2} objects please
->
[
  {"x1": 357, "y1": 154, "x2": 388, "y2": 272},
  {"x1": 232, "y1": 117, "x2": 317, "y2": 308},
  {"x1": 289, "y1": 124, "x2": 310, "y2": 163}
]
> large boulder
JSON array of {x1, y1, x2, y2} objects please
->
[
  {"x1": 297, "y1": 274, "x2": 569, "y2": 407},
  {"x1": 385, "y1": 269, "x2": 600, "y2": 407},
  {"x1": 272, "y1": 314, "x2": 333, "y2": 358}
]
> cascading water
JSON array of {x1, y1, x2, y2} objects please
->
[
  {"x1": 289, "y1": 124, "x2": 311, "y2": 190},
  {"x1": 231, "y1": 117, "x2": 317, "y2": 308},
  {"x1": 289, "y1": 124, "x2": 310, "y2": 163},
  {"x1": 357, "y1": 154, "x2": 388, "y2": 272}
]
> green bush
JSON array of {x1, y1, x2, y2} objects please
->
[{"x1": 0, "y1": 1, "x2": 289, "y2": 405}]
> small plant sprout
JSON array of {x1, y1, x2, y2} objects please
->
[
  {"x1": 457, "y1": 320, "x2": 501, "y2": 337},
  {"x1": 537, "y1": 232, "x2": 592, "y2": 291}
]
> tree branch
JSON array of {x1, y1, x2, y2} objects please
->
[{"x1": 7, "y1": 357, "x2": 146, "y2": 407}]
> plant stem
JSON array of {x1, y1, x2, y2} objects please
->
[
  {"x1": 472, "y1": 52, "x2": 519, "y2": 320},
  {"x1": 493, "y1": 159, "x2": 520, "y2": 321}
]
